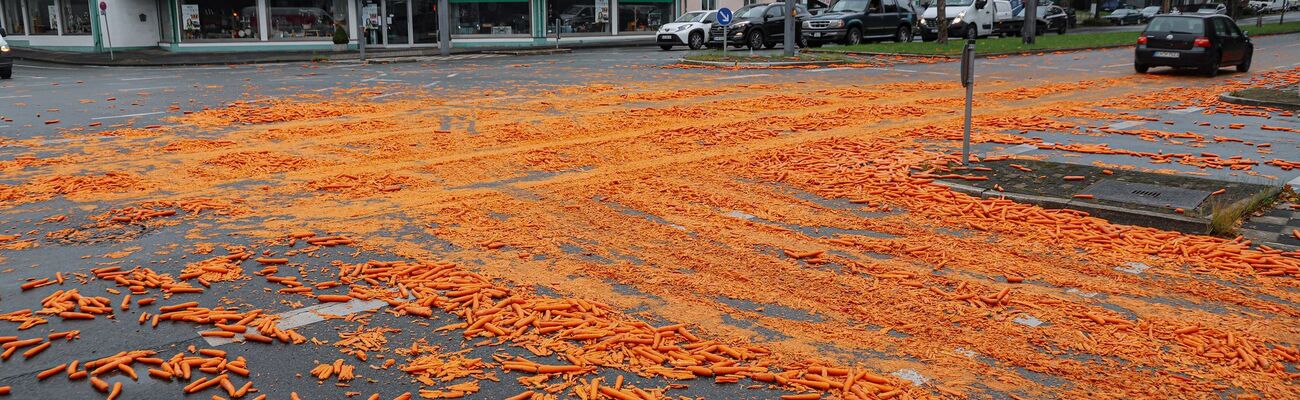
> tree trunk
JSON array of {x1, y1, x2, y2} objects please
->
[{"x1": 938, "y1": 0, "x2": 948, "y2": 44}]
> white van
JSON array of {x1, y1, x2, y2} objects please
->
[{"x1": 919, "y1": 0, "x2": 1013, "y2": 40}]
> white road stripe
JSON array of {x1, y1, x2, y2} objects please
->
[
  {"x1": 313, "y1": 87, "x2": 337, "y2": 92},
  {"x1": 447, "y1": 73, "x2": 459, "y2": 77},
  {"x1": 1108, "y1": 120, "x2": 1148, "y2": 129},
  {"x1": 119, "y1": 86, "x2": 173, "y2": 92},
  {"x1": 90, "y1": 111, "x2": 166, "y2": 120},
  {"x1": 14, "y1": 64, "x2": 78, "y2": 70},
  {"x1": 985, "y1": 143, "x2": 1049, "y2": 158},
  {"x1": 806, "y1": 67, "x2": 852, "y2": 73},
  {"x1": 713, "y1": 74, "x2": 770, "y2": 80},
  {"x1": 1102, "y1": 63, "x2": 1130, "y2": 68},
  {"x1": 199, "y1": 299, "x2": 389, "y2": 346},
  {"x1": 120, "y1": 75, "x2": 181, "y2": 81},
  {"x1": 922, "y1": 71, "x2": 950, "y2": 75},
  {"x1": 0, "y1": 95, "x2": 32, "y2": 99},
  {"x1": 422, "y1": 81, "x2": 441, "y2": 87},
  {"x1": 1170, "y1": 106, "x2": 1204, "y2": 114}
]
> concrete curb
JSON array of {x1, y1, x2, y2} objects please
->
[
  {"x1": 1219, "y1": 92, "x2": 1300, "y2": 111},
  {"x1": 675, "y1": 58, "x2": 843, "y2": 68},
  {"x1": 934, "y1": 180, "x2": 1212, "y2": 234},
  {"x1": 483, "y1": 48, "x2": 574, "y2": 56},
  {"x1": 803, "y1": 43, "x2": 1136, "y2": 59}
]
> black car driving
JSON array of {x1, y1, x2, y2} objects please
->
[
  {"x1": 709, "y1": 3, "x2": 812, "y2": 49},
  {"x1": 1135, "y1": 14, "x2": 1253, "y2": 76},
  {"x1": 801, "y1": 0, "x2": 916, "y2": 46},
  {"x1": 0, "y1": 28, "x2": 12, "y2": 80}
]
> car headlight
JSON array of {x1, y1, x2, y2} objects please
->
[
  {"x1": 802, "y1": 21, "x2": 812, "y2": 28},
  {"x1": 829, "y1": 20, "x2": 844, "y2": 28},
  {"x1": 919, "y1": 19, "x2": 928, "y2": 26},
  {"x1": 0, "y1": 45, "x2": 9, "y2": 52},
  {"x1": 953, "y1": 11, "x2": 966, "y2": 24},
  {"x1": 675, "y1": 25, "x2": 689, "y2": 32}
]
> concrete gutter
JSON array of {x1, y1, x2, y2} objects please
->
[
  {"x1": 676, "y1": 58, "x2": 842, "y2": 68},
  {"x1": 1219, "y1": 92, "x2": 1300, "y2": 111},
  {"x1": 934, "y1": 180, "x2": 1212, "y2": 234}
]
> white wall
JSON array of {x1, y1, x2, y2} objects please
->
[
  {"x1": 101, "y1": 0, "x2": 160, "y2": 48},
  {"x1": 683, "y1": 0, "x2": 747, "y2": 12}
]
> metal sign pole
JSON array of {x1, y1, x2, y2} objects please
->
[
  {"x1": 723, "y1": 25, "x2": 727, "y2": 57},
  {"x1": 961, "y1": 39, "x2": 975, "y2": 166},
  {"x1": 717, "y1": 8, "x2": 732, "y2": 58},
  {"x1": 357, "y1": 0, "x2": 366, "y2": 61},
  {"x1": 438, "y1": 0, "x2": 450, "y2": 56},
  {"x1": 99, "y1": 2, "x2": 113, "y2": 61}
]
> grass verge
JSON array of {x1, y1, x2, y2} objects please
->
[
  {"x1": 1230, "y1": 87, "x2": 1300, "y2": 108},
  {"x1": 1209, "y1": 186, "x2": 1285, "y2": 236},
  {"x1": 823, "y1": 21, "x2": 1300, "y2": 56}
]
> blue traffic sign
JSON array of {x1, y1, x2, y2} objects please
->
[{"x1": 717, "y1": 7, "x2": 733, "y2": 26}]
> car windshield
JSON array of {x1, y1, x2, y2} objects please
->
[
  {"x1": 944, "y1": 0, "x2": 975, "y2": 6},
  {"x1": 829, "y1": 0, "x2": 869, "y2": 12},
  {"x1": 674, "y1": 11, "x2": 707, "y2": 22},
  {"x1": 737, "y1": 5, "x2": 766, "y2": 18},
  {"x1": 1147, "y1": 16, "x2": 1204, "y2": 34}
]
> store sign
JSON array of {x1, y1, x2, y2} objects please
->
[
  {"x1": 48, "y1": 5, "x2": 61, "y2": 31},
  {"x1": 594, "y1": 0, "x2": 609, "y2": 23}
]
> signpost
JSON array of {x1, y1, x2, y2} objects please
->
[
  {"x1": 717, "y1": 7, "x2": 732, "y2": 57},
  {"x1": 99, "y1": 1, "x2": 113, "y2": 61},
  {"x1": 960, "y1": 39, "x2": 975, "y2": 166},
  {"x1": 783, "y1": 3, "x2": 795, "y2": 56},
  {"x1": 357, "y1": 0, "x2": 365, "y2": 61}
]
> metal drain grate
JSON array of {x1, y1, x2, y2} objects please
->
[{"x1": 1081, "y1": 180, "x2": 1211, "y2": 210}]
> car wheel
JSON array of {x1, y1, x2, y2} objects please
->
[
  {"x1": 1202, "y1": 54, "x2": 1220, "y2": 77},
  {"x1": 763, "y1": 41, "x2": 777, "y2": 49},
  {"x1": 747, "y1": 30, "x2": 764, "y2": 49},
  {"x1": 1134, "y1": 64, "x2": 1149, "y2": 73},
  {"x1": 1237, "y1": 51, "x2": 1252, "y2": 72},
  {"x1": 845, "y1": 27, "x2": 863, "y2": 45},
  {"x1": 895, "y1": 25, "x2": 911, "y2": 43},
  {"x1": 0, "y1": 67, "x2": 10, "y2": 80},
  {"x1": 660, "y1": 44, "x2": 673, "y2": 51},
  {"x1": 688, "y1": 31, "x2": 704, "y2": 50}
]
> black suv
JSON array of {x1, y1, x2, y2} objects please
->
[
  {"x1": 0, "y1": 28, "x2": 12, "y2": 80},
  {"x1": 802, "y1": 0, "x2": 915, "y2": 46},
  {"x1": 1135, "y1": 14, "x2": 1253, "y2": 76},
  {"x1": 709, "y1": 3, "x2": 812, "y2": 49}
]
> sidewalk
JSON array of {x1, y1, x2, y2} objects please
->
[{"x1": 9, "y1": 36, "x2": 656, "y2": 66}]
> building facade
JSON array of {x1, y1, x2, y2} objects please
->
[{"x1": 0, "y1": 0, "x2": 759, "y2": 52}]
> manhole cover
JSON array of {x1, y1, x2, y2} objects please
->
[{"x1": 1081, "y1": 180, "x2": 1210, "y2": 210}]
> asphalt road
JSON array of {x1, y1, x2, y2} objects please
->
[{"x1": 1, "y1": 34, "x2": 1299, "y2": 400}]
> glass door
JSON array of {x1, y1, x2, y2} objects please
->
[
  {"x1": 385, "y1": 0, "x2": 409, "y2": 45},
  {"x1": 412, "y1": 0, "x2": 438, "y2": 44}
]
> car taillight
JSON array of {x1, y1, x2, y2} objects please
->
[
  {"x1": 1194, "y1": 37, "x2": 1211, "y2": 47},
  {"x1": 1137, "y1": 35, "x2": 1148, "y2": 45}
]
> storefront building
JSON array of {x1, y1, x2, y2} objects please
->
[{"x1": 0, "y1": 0, "x2": 700, "y2": 52}]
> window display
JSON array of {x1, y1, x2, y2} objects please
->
[
  {"x1": 411, "y1": 0, "x2": 439, "y2": 43},
  {"x1": 547, "y1": 0, "x2": 609, "y2": 34},
  {"x1": 2, "y1": 0, "x2": 25, "y2": 35},
  {"x1": 450, "y1": 0, "x2": 528, "y2": 35},
  {"x1": 268, "y1": 0, "x2": 347, "y2": 39},
  {"x1": 59, "y1": 0, "x2": 89, "y2": 34},
  {"x1": 181, "y1": 0, "x2": 259, "y2": 40},
  {"x1": 26, "y1": 0, "x2": 57, "y2": 34},
  {"x1": 618, "y1": 0, "x2": 670, "y2": 32}
]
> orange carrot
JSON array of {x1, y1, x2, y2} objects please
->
[{"x1": 316, "y1": 295, "x2": 352, "y2": 302}]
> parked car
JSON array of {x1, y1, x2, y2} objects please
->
[
  {"x1": 1103, "y1": 8, "x2": 1144, "y2": 25},
  {"x1": 919, "y1": 0, "x2": 1014, "y2": 40},
  {"x1": 0, "y1": 29, "x2": 11, "y2": 80},
  {"x1": 1248, "y1": 0, "x2": 1287, "y2": 12},
  {"x1": 1135, "y1": 14, "x2": 1253, "y2": 76},
  {"x1": 801, "y1": 0, "x2": 916, "y2": 47},
  {"x1": 709, "y1": 3, "x2": 812, "y2": 49},
  {"x1": 1013, "y1": 3, "x2": 1070, "y2": 35},
  {"x1": 659, "y1": 10, "x2": 717, "y2": 50},
  {"x1": 1139, "y1": 6, "x2": 1162, "y2": 21},
  {"x1": 1196, "y1": 3, "x2": 1227, "y2": 14},
  {"x1": 1101, "y1": 0, "x2": 1135, "y2": 11},
  {"x1": 1061, "y1": 6, "x2": 1078, "y2": 27}
]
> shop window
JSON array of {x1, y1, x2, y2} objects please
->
[
  {"x1": 2, "y1": 0, "x2": 25, "y2": 35},
  {"x1": 412, "y1": 0, "x2": 440, "y2": 43},
  {"x1": 547, "y1": 0, "x2": 610, "y2": 34},
  {"x1": 617, "y1": 0, "x2": 670, "y2": 32},
  {"x1": 26, "y1": 0, "x2": 57, "y2": 34},
  {"x1": 450, "y1": 0, "x2": 529, "y2": 35},
  {"x1": 181, "y1": 0, "x2": 259, "y2": 40},
  {"x1": 158, "y1": 0, "x2": 175, "y2": 42},
  {"x1": 59, "y1": 0, "x2": 89, "y2": 34},
  {"x1": 700, "y1": 0, "x2": 715, "y2": 10},
  {"x1": 267, "y1": 0, "x2": 346, "y2": 39}
]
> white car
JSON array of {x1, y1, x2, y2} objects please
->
[
  {"x1": 1196, "y1": 3, "x2": 1227, "y2": 14},
  {"x1": 1249, "y1": 0, "x2": 1287, "y2": 12},
  {"x1": 658, "y1": 10, "x2": 716, "y2": 50}
]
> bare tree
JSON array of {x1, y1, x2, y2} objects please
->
[{"x1": 938, "y1": 0, "x2": 949, "y2": 44}]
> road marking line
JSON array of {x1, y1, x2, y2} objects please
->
[
  {"x1": 120, "y1": 75, "x2": 181, "y2": 81},
  {"x1": 1170, "y1": 106, "x2": 1204, "y2": 114},
  {"x1": 1288, "y1": 175, "x2": 1300, "y2": 187},
  {"x1": 423, "y1": 81, "x2": 442, "y2": 87},
  {"x1": 892, "y1": 68, "x2": 919, "y2": 72},
  {"x1": 0, "y1": 95, "x2": 32, "y2": 99},
  {"x1": 1102, "y1": 63, "x2": 1130, "y2": 68},
  {"x1": 806, "y1": 67, "x2": 852, "y2": 72},
  {"x1": 15, "y1": 64, "x2": 78, "y2": 70},
  {"x1": 922, "y1": 71, "x2": 950, "y2": 75},
  {"x1": 985, "y1": 143, "x2": 1048, "y2": 158},
  {"x1": 313, "y1": 87, "x2": 337, "y2": 92},
  {"x1": 90, "y1": 111, "x2": 166, "y2": 120},
  {"x1": 447, "y1": 73, "x2": 459, "y2": 77},
  {"x1": 200, "y1": 299, "x2": 389, "y2": 346},
  {"x1": 119, "y1": 86, "x2": 173, "y2": 92},
  {"x1": 1066, "y1": 68, "x2": 1090, "y2": 72},
  {"x1": 1108, "y1": 120, "x2": 1148, "y2": 129},
  {"x1": 371, "y1": 91, "x2": 404, "y2": 99},
  {"x1": 713, "y1": 74, "x2": 770, "y2": 80}
]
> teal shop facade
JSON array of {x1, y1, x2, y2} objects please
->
[{"x1": 0, "y1": 0, "x2": 680, "y2": 52}]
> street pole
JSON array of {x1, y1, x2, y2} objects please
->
[
  {"x1": 99, "y1": 2, "x2": 113, "y2": 61},
  {"x1": 937, "y1": 0, "x2": 948, "y2": 44},
  {"x1": 722, "y1": 25, "x2": 728, "y2": 58},
  {"x1": 960, "y1": 39, "x2": 975, "y2": 166},
  {"x1": 438, "y1": 0, "x2": 450, "y2": 56},
  {"x1": 1023, "y1": 0, "x2": 1036, "y2": 44},
  {"x1": 357, "y1": 0, "x2": 366, "y2": 62},
  {"x1": 783, "y1": 3, "x2": 795, "y2": 56},
  {"x1": 556, "y1": 18, "x2": 562, "y2": 49}
]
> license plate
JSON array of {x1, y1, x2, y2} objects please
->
[
  {"x1": 813, "y1": 32, "x2": 822, "y2": 37},
  {"x1": 659, "y1": 34, "x2": 673, "y2": 40},
  {"x1": 1154, "y1": 51, "x2": 1179, "y2": 58}
]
